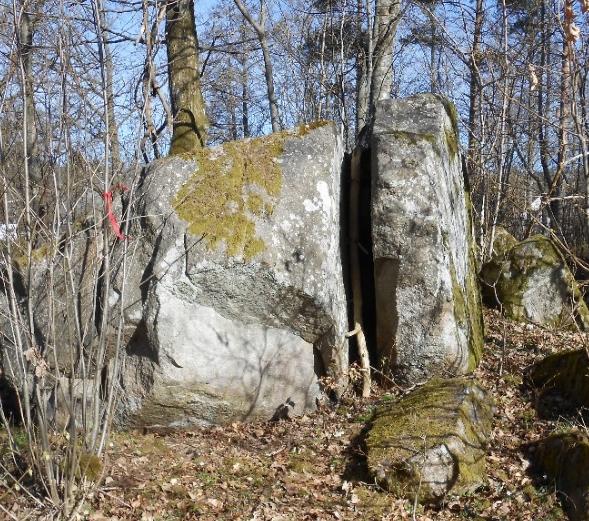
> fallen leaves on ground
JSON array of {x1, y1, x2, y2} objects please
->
[{"x1": 3, "y1": 309, "x2": 584, "y2": 520}]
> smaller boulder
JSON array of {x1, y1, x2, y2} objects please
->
[
  {"x1": 365, "y1": 377, "x2": 493, "y2": 503},
  {"x1": 530, "y1": 349, "x2": 589, "y2": 410},
  {"x1": 490, "y1": 226, "x2": 518, "y2": 257},
  {"x1": 480, "y1": 235, "x2": 589, "y2": 330},
  {"x1": 529, "y1": 431, "x2": 589, "y2": 521}
]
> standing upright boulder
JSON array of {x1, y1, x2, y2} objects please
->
[
  {"x1": 116, "y1": 123, "x2": 348, "y2": 427},
  {"x1": 371, "y1": 94, "x2": 483, "y2": 384}
]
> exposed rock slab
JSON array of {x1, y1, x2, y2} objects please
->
[
  {"x1": 481, "y1": 235, "x2": 589, "y2": 330},
  {"x1": 365, "y1": 377, "x2": 493, "y2": 503},
  {"x1": 371, "y1": 94, "x2": 483, "y2": 383},
  {"x1": 529, "y1": 432, "x2": 589, "y2": 521},
  {"x1": 116, "y1": 123, "x2": 348, "y2": 427}
]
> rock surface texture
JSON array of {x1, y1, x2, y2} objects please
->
[
  {"x1": 480, "y1": 235, "x2": 589, "y2": 330},
  {"x1": 365, "y1": 377, "x2": 493, "y2": 503},
  {"x1": 116, "y1": 123, "x2": 348, "y2": 427},
  {"x1": 371, "y1": 94, "x2": 483, "y2": 383},
  {"x1": 530, "y1": 349, "x2": 589, "y2": 409},
  {"x1": 530, "y1": 432, "x2": 589, "y2": 521}
]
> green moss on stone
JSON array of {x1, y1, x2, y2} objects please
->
[
  {"x1": 445, "y1": 128, "x2": 459, "y2": 159},
  {"x1": 295, "y1": 120, "x2": 331, "y2": 136},
  {"x1": 436, "y1": 95, "x2": 460, "y2": 138},
  {"x1": 491, "y1": 226, "x2": 518, "y2": 257},
  {"x1": 531, "y1": 431, "x2": 589, "y2": 520},
  {"x1": 530, "y1": 349, "x2": 589, "y2": 408},
  {"x1": 480, "y1": 235, "x2": 589, "y2": 330},
  {"x1": 366, "y1": 378, "x2": 492, "y2": 503},
  {"x1": 173, "y1": 133, "x2": 287, "y2": 260}
]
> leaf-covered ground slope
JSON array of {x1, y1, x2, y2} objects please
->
[{"x1": 3, "y1": 309, "x2": 588, "y2": 520}]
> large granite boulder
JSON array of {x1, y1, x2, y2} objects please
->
[
  {"x1": 365, "y1": 377, "x2": 493, "y2": 504},
  {"x1": 529, "y1": 431, "x2": 589, "y2": 521},
  {"x1": 115, "y1": 123, "x2": 348, "y2": 427},
  {"x1": 480, "y1": 235, "x2": 589, "y2": 330},
  {"x1": 371, "y1": 94, "x2": 483, "y2": 383}
]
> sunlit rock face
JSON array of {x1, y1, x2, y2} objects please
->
[
  {"x1": 371, "y1": 94, "x2": 483, "y2": 384},
  {"x1": 115, "y1": 123, "x2": 348, "y2": 427}
]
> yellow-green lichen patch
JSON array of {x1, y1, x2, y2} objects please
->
[
  {"x1": 491, "y1": 226, "x2": 518, "y2": 257},
  {"x1": 13, "y1": 241, "x2": 55, "y2": 269},
  {"x1": 296, "y1": 120, "x2": 332, "y2": 137},
  {"x1": 173, "y1": 133, "x2": 288, "y2": 260},
  {"x1": 445, "y1": 127, "x2": 459, "y2": 159}
]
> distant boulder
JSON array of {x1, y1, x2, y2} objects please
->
[
  {"x1": 365, "y1": 377, "x2": 493, "y2": 503},
  {"x1": 480, "y1": 235, "x2": 589, "y2": 329}
]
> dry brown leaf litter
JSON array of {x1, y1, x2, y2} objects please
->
[{"x1": 2, "y1": 309, "x2": 586, "y2": 520}]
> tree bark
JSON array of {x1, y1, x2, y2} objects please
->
[
  {"x1": 166, "y1": 0, "x2": 208, "y2": 154},
  {"x1": 16, "y1": 5, "x2": 39, "y2": 183},
  {"x1": 370, "y1": 0, "x2": 401, "y2": 110},
  {"x1": 467, "y1": 0, "x2": 483, "y2": 180}
]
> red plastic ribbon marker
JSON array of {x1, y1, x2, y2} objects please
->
[{"x1": 103, "y1": 183, "x2": 129, "y2": 241}]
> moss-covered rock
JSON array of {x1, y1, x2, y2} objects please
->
[
  {"x1": 530, "y1": 349, "x2": 589, "y2": 409},
  {"x1": 365, "y1": 377, "x2": 493, "y2": 504},
  {"x1": 480, "y1": 235, "x2": 589, "y2": 330},
  {"x1": 529, "y1": 431, "x2": 589, "y2": 521},
  {"x1": 490, "y1": 226, "x2": 518, "y2": 258}
]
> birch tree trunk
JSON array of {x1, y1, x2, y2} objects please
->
[{"x1": 370, "y1": 0, "x2": 401, "y2": 109}]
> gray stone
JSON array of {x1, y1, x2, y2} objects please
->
[
  {"x1": 365, "y1": 377, "x2": 493, "y2": 504},
  {"x1": 0, "y1": 228, "x2": 104, "y2": 384},
  {"x1": 370, "y1": 94, "x2": 483, "y2": 384},
  {"x1": 116, "y1": 123, "x2": 348, "y2": 427},
  {"x1": 480, "y1": 235, "x2": 589, "y2": 329}
]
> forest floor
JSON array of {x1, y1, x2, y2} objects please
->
[{"x1": 3, "y1": 309, "x2": 589, "y2": 520}]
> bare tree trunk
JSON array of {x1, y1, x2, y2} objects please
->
[
  {"x1": 487, "y1": 0, "x2": 510, "y2": 259},
  {"x1": 166, "y1": 0, "x2": 208, "y2": 153},
  {"x1": 15, "y1": 3, "x2": 39, "y2": 183},
  {"x1": 355, "y1": 0, "x2": 369, "y2": 133},
  {"x1": 549, "y1": 0, "x2": 574, "y2": 228},
  {"x1": 349, "y1": 148, "x2": 371, "y2": 397},
  {"x1": 97, "y1": 7, "x2": 122, "y2": 171},
  {"x1": 233, "y1": 0, "x2": 281, "y2": 133},
  {"x1": 370, "y1": 0, "x2": 401, "y2": 109},
  {"x1": 239, "y1": 23, "x2": 250, "y2": 138},
  {"x1": 467, "y1": 0, "x2": 483, "y2": 178}
]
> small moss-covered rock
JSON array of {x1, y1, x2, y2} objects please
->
[
  {"x1": 480, "y1": 235, "x2": 589, "y2": 330},
  {"x1": 529, "y1": 431, "x2": 589, "y2": 521},
  {"x1": 365, "y1": 377, "x2": 493, "y2": 504},
  {"x1": 530, "y1": 349, "x2": 589, "y2": 409},
  {"x1": 490, "y1": 226, "x2": 518, "y2": 258}
]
